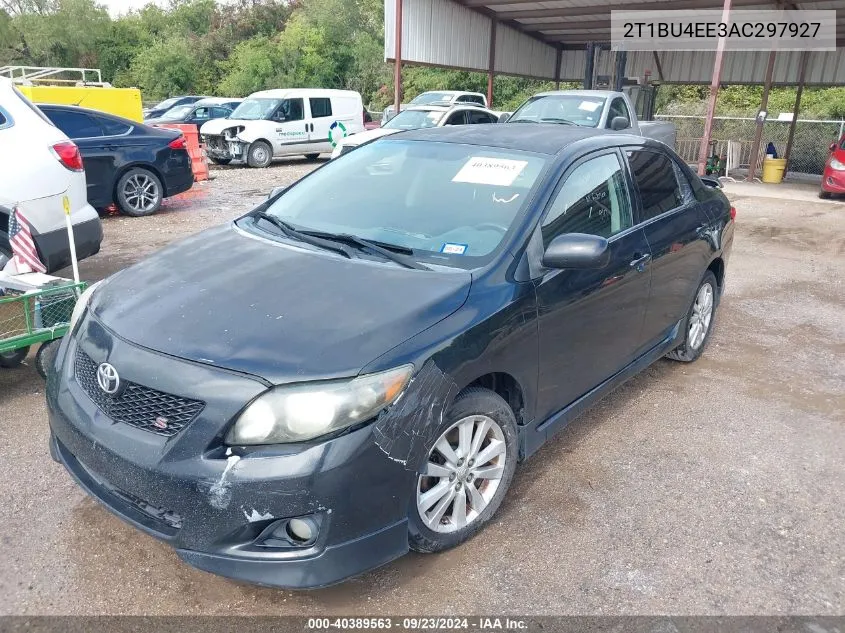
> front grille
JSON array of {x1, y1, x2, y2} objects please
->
[{"x1": 74, "y1": 348, "x2": 205, "y2": 438}]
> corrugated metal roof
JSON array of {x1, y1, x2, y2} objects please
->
[{"x1": 387, "y1": 0, "x2": 845, "y2": 84}]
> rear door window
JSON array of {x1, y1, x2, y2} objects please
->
[
  {"x1": 444, "y1": 111, "x2": 467, "y2": 126},
  {"x1": 468, "y1": 110, "x2": 496, "y2": 124},
  {"x1": 309, "y1": 98, "x2": 333, "y2": 118},
  {"x1": 47, "y1": 110, "x2": 103, "y2": 138},
  {"x1": 626, "y1": 149, "x2": 685, "y2": 221}
]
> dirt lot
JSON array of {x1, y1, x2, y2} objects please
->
[{"x1": 1, "y1": 163, "x2": 843, "y2": 615}]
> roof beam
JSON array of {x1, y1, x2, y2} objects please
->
[{"x1": 519, "y1": 19, "x2": 610, "y2": 32}]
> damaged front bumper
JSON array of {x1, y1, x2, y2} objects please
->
[
  {"x1": 46, "y1": 317, "x2": 416, "y2": 588},
  {"x1": 203, "y1": 134, "x2": 247, "y2": 162}
]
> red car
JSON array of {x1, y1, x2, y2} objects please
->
[{"x1": 820, "y1": 136, "x2": 845, "y2": 198}]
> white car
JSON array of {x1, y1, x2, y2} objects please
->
[
  {"x1": 381, "y1": 90, "x2": 487, "y2": 123},
  {"x1": 0, "y1": 78, "x2": 102, "y2": 273},
  {"x1": 331, "y1": 103, "x2": 500, "y2": 159},
  {"x1": 200, "y1": 88, "x2": 365, "y2": 167}
]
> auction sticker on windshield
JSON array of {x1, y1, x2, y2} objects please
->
[{"x1": 452, "y1": 157, "x2": 528, "y2": 186}]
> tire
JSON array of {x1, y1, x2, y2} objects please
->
[
  {"x1": 0, "y1": 346, "x2": 30, "y2": 369},
  {"x1": 35, "y1": 339, "x2": 61, "y2": 380},
  {"x1": 116, "y1": 168, "x2": 163, "y2": 217},
  {"x1": 305, "y1": 153, "x2": 320, "y2": 160},
  {"x1": 666, "y1": 270, "x2": 718, "y2": 363},
  {"x1": 819, "y1": 190, "x2": 832, "y2": 199},
  {"x1": 247, "y1": 140, "x2": 273, "y2": 168},
  {"x1": 408, "y1": 387, "x2": 518, "y2": 553},
  {"x1": 209, "y1": 157, "x2": 232, "y2": 166}
]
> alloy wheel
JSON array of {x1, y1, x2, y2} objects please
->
[
  {"x1": 688, "y1": 282, "x2": 714, "y2": 350},
  {"x1": 416, "y1": 415, "x2": 507, "y2": 534},
  {"x1": 122, "y1": 173, "x2": 160, "y2": 214}
]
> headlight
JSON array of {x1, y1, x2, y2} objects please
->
[
  {"x1": 69, "y1": 280, "x2": 103, "y2": 331},
  {"x1": 830, "y1": 157, "x2": 845, "y2": 171},
  {"x1": 226, "y1": 364, "x2": 414, "y2": 445}
]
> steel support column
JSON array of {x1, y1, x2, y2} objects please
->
[
  {"x1": 487, "y1": 19, "x2": 497, "y2": 107},
  {"x1": 784, "y1": 51, "x2": 810, "y2": 177},
  {"x1": 554, "y1": 45, "x2": 562, "y2": 89},
  {"x1": 746, "y1": 49, "x2": 777, "y2": 181},
  {"x1": 697, "y1": 0, "x2": 733, "y2": 176},
  {"x1": 584, "y1": 42, "x2": 596, "y2": 89},
  {"x1": 393, "y1": 0, "x2": 403, "y2": 114},
  {"x1": 613, "y1": 50, "x2": 628, "y2": 92}
]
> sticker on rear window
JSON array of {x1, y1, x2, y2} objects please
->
[
  {"x1": 578, "y1": 101, "x2": 602, "y2": 112},
  {"x1": 452, "y1": 157, "x2": 528, "y2": 186},
  {"x1": 441, "y1": 243, "x2": 468, "y2": 255}
]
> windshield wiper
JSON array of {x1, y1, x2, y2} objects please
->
[
  {"x1": 302, "y1": 231, "x2": 431, "y2": 271},
  {"x1": 253, "y1": 213, "x2": 353, "y2": 259},
  {"x1": 539, "y1": 117, "x2": 576, "y2": 125}
]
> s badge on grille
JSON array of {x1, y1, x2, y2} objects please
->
[
  {"x1": 96, "y1": 363, "x2": 120, "y2": 395},
  {"x1": 153, "y1": 417, "x2": 169, "y2": 430}
]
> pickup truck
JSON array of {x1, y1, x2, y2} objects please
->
[{"x1": 503, "y1": 89, "x2": 676, "y2": 149}]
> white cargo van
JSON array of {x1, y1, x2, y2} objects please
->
[{"x1": 200, "y1": 89, "x2": 364, "y2": 167}]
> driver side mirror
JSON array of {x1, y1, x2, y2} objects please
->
[
  {"x1": 542, "y1": 233, "x2": 610, "y2": 270},
  {"x1": 498, "y1": 112, "x2": 510, "y2": 123},
  {"x1": 610, "y1": 116, "x2": 630, "y2": 131},
  {"x1": 268, "y1": 186, "x2": 285, "y2": 200}
]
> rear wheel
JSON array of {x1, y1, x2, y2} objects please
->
[
  {"x1": 0, "y1": 347, "x2": 29, "y2": 369},
  {"x1": 247, "y1": 141, "x2": 273, "y2": 168},
  {"x1": 209, "y1": 157, "x2": 232, "y2": 166},
  {"x1": 666, "y1": 271, "x2": 718, "y2": 363},
  {"x1": 116, "y1": 168, "x2": 163, "y2": 217},
  {"x1": 408, "y1": 388, "x2": 518, "y2": 553},
  {"x1": 819, "y1": 190, "x2": 832, "y2": 199},
  {"x1": 305, "y1": 153, "x2": 320, "y2": 160}
]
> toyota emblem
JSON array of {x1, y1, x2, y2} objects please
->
[{"x1": 96, "y1": 363, "x2": 120, "y2": 395}]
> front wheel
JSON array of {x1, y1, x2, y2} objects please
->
[
  {"x1": 666, "y1": 270, "x2": 718, "y2": 363},
  {"x1": 819, "y1": 190, "x2": 832, "y2": 199},
  {"x1": 35, "y1": 339, "x2": 61, "y2": 379},
  {"x1": 408, "y1": 387, "x2": 518, "y2": 553},
  {"x1": 0, "y1": 347, "x2": 30, "y2": 369},
  {"x1": 247, "y1": 141, "x2": 273, "y2": 168},
  {"x1": 116, "y1": 168, "x2": 163, "y2": 217}
]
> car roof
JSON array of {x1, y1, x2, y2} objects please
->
[
  {"x1": 193, "y1": 97, "x2": 242, "y2": 106},
  {"x1": 388, "y1": 123, "x2": 648, "y2": 156},
  {"x1": 36, "y1": 103, "x2": 142, "y2": 126},
  {"x1": 248, "y1": 88, "x2": 360, "y2": 99},
  {"x1": 530, "y1": 90, "x2": 618, "y2": 99},
  {"x1": 419, "y1": 90, "x2": 484, "y2": 97}
]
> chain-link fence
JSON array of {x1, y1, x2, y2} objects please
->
[{"x1": 656, "y1": 115, "x2": 845, "y2": 176}]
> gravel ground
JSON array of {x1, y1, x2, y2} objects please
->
[{"x1": 0, "y1": 164, "x2": 843, "y2": 615}]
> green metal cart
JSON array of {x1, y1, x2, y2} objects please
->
[{"x1": 0, "y1": 280, "x2": 87, "y2": 378}]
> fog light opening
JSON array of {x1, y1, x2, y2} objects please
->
[{"x1": 286, "y1": 517, "x2": 317, "y2": 544}]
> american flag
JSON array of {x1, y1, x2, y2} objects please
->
[{"x1": 8, "y1": 207, "x2": 46, "y2": 273}]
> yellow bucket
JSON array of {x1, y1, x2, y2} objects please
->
[{"x1": 761, "y1": 157, "x2": 787, "y2": 184}]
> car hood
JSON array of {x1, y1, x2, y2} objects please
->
[
  {"x1": 89, "y1": 224, "x2": 471, "y2": 384},
  {"x1": 200, "y1": 118, "x2": 258, "y2": 135},
  {"x1": 342, "y1": 128, "x2": 398, "y2": 147}
]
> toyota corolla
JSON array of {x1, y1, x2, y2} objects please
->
[{"x1": 46, "y1": 125, "x2": 734, "y2": 588}]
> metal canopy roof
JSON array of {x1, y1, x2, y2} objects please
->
[{"x1": 385, "y1": 0, "x2": 845, "y2": 85}]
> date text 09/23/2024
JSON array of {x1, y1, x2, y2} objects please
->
[{"x1": 306, "y1": 617, "x2": 528, "y2": 630}]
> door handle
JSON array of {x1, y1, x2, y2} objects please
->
[{"x1": 629, "y1": 253, "x2": 651, "y2": 272}]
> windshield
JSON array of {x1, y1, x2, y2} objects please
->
[
  {"x1": 383, "y1": 109, "x2": 444, "y2": 130},
  {"x1": 257, "y1": 140, "x2": 548, "y2": 266},
  {"x1": 159, "y1": 104, "x2": 193, "y2": 120},
  {"x1": 410, "y1": 92, "x2": 454, "y2": 105},
  {"x1": 230, "y1": 98, "x2": 282, "y2": 121},
  {"x1": 510, "y1": 95, "x2": 606, "y2": 127},
  {"x1": 155, "y1": 97, "x2": 180, "y2": 111}
]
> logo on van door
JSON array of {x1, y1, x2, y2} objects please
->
[{"x1": 328, "y1": 121, "x2": 348, "y2": 147}]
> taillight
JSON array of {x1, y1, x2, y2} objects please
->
[
  {"x1": 730, "y1": 206, "x2": 737, "y2": 221},
  {"x1": 51, "y1": 141, "x2": 84, "y2": 171},
  {"x1": 168, "y1": 135, "x2": 187, "y2": 150}
]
